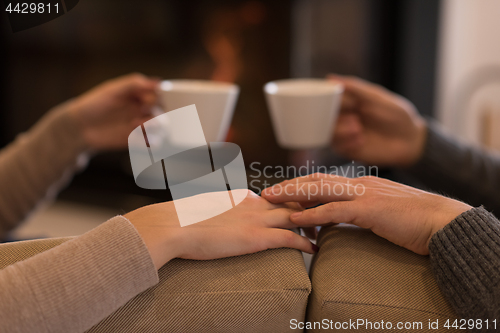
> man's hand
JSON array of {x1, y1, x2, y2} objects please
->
[
  {"x1": 329, "y1": 74, "x2": 427, "y2": 167},
  {"x1": 262, "y1": 174, "x2": 472, "y2": 255},
  {"x1": 67, "y1": 73, "x2": 159, "y2": 151}
]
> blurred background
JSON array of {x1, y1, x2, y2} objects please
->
[{"x1": 1, "y1": 0, "x2": 500, "y2": 237}]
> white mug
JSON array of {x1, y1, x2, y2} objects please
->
[
  {"x1": 158, "y1": 80, "x2": 239, "y2": 142},
  {"x1": 264, "y1": 79, "x2": 344, "y2": 149}
]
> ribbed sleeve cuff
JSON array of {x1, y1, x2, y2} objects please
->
[
  {"x1": 429, "y1": 207, "x2": 500, "y2": 319},
  {"x1": 2, "y1": 216, "x2": 159, "y2": 333}
]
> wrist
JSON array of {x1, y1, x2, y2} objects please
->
[
  {"x1": 64, "y1": 98, "x2": 95, "y2": 149},
  {"x1": 124, "y1": 202, "x2": 183, "y2": 270},
  {"x1": 65, "y1": 96, "x2": 110, "y2": 152},
  {"x1": 425, "y1": 200, "x2": 472, "y2": 250}
]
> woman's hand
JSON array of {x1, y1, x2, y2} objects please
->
[
  {"x1": 124, "y1": 190, "x2": 317, "y2": 270},
  {"x1": 329, "y1": 74, "x2": 427, "y2": 167},
  {"x1": 67, "y1": 73, "x2": 159, "y2": 151},
  {"x1": 262, "y1": 174, "x2": 472, "y2": 255}
]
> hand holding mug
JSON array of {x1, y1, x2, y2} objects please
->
[
  {"x1": 68, "y1": 73, "x2": 159, "y2": 151},
  {"x1": 329, "y1": 74, "x2": 427, "y2": 167}
]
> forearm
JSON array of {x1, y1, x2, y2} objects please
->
[
  {"x1": 0, "y1": 216, "x2": 159, "y2": 333},
  {"x1": 429, "y1": 207, "x2": 500, "y2": 323},
  {"x1": 407, "y1": 121, "x2": 500, "y2": 212},
  {"x1": 0, "y1": 102, "x2": 88, "y2": 238}
]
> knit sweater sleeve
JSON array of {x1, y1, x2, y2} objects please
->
[
  {"x1": 429, "y1": 207, "x2": 500, "y2": 323},
  {"x1": 0, "y1": 102, "x2": 88, "y2": 239},
  {"x1": 0, "y1": 215, "x2": 159, "y2": 333},
  {"x1": 407, "y1": 122, "x2": 500, "y2": 213}
]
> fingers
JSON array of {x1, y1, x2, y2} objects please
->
[
  {"x1": 262, "y1": 229, "x2": 317, "y2": 254},
  {"x1": 297, "y1": 200, "x2": 321, "y2": 209},
  {"x1": 265, "y1": 174, "x2": 352, "y2": 192},
  {"x1": 263, "y1": 180, "x2": 359, "y2": 205},
  {"x1": 333, "y1": 113, "x2": 364, "y2": 154},
  {"x1": 265, "y1": 175, "x2": 381, "y2": 194},
  {"x1": 290, "y1": 201, "x2": 358, "y2": 227},
  {"x1": 114, "y1": 73, "x2": 160, "y2": 108},
  {"x1": 265, "y1": 207, "x2": 302, "y2": 229},
  {"x1": 121, "y1": 73, "x2": 160, "y2": 91},
  {"x1": 340, "y1": 93, "x2": 359, "y2": 110},
  {"x1": 335, "y1": 112, "x2": 363, "y2": 137},
  {"x1": 138, "y1": 91, "x2": 159, "y2": 109},
  {"x1": 279, "y1": 201, "x2": 304, "y2": 211},
  {"x1": 327, "y1": 74, "x2": 383, "y2": 102},
  {"x1": 131, "y1": 114, "x2": 154, "y2": 128}
]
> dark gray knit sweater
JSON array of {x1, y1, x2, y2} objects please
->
[
  {"x1": 430, "y1": 207, "x2": 500, "y2": 323},
  {"x1": 410, "y1": 123, "x2": 500, "y2": 324},
  {"x1": 410, "y1": 122, "x2": 500, "y2": 213}
]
